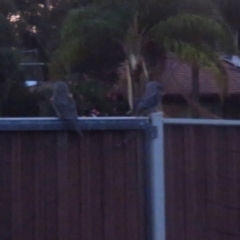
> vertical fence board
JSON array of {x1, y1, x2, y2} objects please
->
[
  {"x1": 136, "y1": 131, "x2": 146, "y2": 240},
  {"x1": 102, "y1": 131, "x2": 114, "y2": 240},
  {"x1": 80, "y1": 131, "x2": 103, "y2": 240},
  {"x1": 86, "y1": 131, "x2": 103, "y2": 240},
  {"x1": 103, "y1": 131, "x2": 127, "y2": 240},
  {"x1": 34, "y1": 132, "x2": 46, "y2": 240},
  {"x1": 11, "y1": 132, "x2": 22, "y2": 240},
  {"x1": 125, "y1": 131, "x2": 145, "y2": 240},
  {"x1": 0, "y1": 133, "x2": 11, "y2": 240},
  {"x1": 184, "y1": 126, "x2": 208, "y2": 240},
  {"x1": 164, "y1": 125, "x2": 186, "y2": 240},
  {"x1": 67, "y1": 134, "x2": 82, "y2": 240},
  {"x1": 20, "y1": 132, "x2": 35, "y2": 240},
  {"x1": 206, "y1": 127, "x2": 229, "y2": 240},
  {"x1": 58, "y1": 132, "x2": 71, "y2": 240},
  {"x1": 43, "y1": 132, "x2": 58, "y2": 240}
]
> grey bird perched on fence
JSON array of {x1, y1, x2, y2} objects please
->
[
  {"x1": 134, "y1": 81, "x2": 163, "y2": 116},
  {"x1": 50, "y1": 81, "x2": 83, "y2": 137},
  {"x1": 115, "y1": 81, "x2": 163, "y2": 148}
]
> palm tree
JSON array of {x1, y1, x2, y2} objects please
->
[{"x1": 152, "y1": 13, "x2": 235, "y2": 117}]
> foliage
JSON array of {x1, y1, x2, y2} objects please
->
[
  {"x1": 215, "y1": 0, "x2": 240, "y2": 29},
  {"x1": 50, "y1": 5, "x2": 132, "y2": 79},
  {"x1": 178, "y1": 0, "x2": 219, "y2": 17},
  {"x1": 0, "y1": 14, "x2": 23, "y2": 115},
  {"x1": 2, "y1": 82, "x2": 39, "y2": 117},
  {"x1": 35, "y1": 78, "x2": 128, "y2": 117},
  {"x1": 0, "y1": 0, "x2": 238, "y2": 117},
  {"x1": 72, "y1": 78, "x2": 128, "y2": 116},
  {"x1": 153, "y1": 13, "x2": 234, "y2": 98},
  {"x1": 0, "y1": 13, "x2": 16, "y2": 46}
]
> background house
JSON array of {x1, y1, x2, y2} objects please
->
[{"x1": 162, "y1": 57, "x2": 240, "y2": 119}]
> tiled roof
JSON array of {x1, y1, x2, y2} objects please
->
[{"x1": 162, "y1": 58, "x2": 240, "y2": 95}]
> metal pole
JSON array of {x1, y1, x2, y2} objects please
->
[{"x1": 150, "y1": 112, "x2": 166, "y2": 240}]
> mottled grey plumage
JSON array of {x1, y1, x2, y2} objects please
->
[
  {"x1": 51, "y1": 81, "x2": 83, "y2": 136},
  {"x1": 135, "y1": 81, "x2": 163, "y2": 115},
  {"x1": 115, "y1": 81, "x2": 163, "y2": 148}
]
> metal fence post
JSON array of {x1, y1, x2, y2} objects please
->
[{"x1": 150, "y1": 112, "x2": 165, "y2": 240}]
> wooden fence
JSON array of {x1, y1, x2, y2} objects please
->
[
  {"x1": 164, "y1": 119, "x2": 240, "y2": 240},
  {"x1": 2, "y1": 116, "x2": 240, "y2": 240},
  {"x1": 0, "y1": 117, "x2": 152, "y2": 240}
]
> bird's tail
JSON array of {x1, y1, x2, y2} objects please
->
[{"x1": 68, "y1": 119, "x2": 83, "y2": 137}]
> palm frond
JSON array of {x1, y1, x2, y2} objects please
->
[
  {"x1": 152, "y1": 13, "x2": 235, "y2": 100},
  {"x1": 153, "y1": 13, "x2": 234, "y2": 52}
]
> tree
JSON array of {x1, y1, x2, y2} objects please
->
[
  {"x1": 0, "y1": 13, "x2": 23, "y2": 115},
  {"x1": 214, "y1": 0, "x2": 240, "y2": 47},
  {"x1": 153, "y1": 12, "x2": 235, "y2": 117},
  {"x1": 50, "y1": 0, "x2": 178, "y2": 112},
  {"x1": 49, "y1": 5, "x2": 132, "y2": 80}
]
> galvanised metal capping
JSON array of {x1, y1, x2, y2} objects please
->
[
  {"x1": 164, "y1": 117, "x2": 240, "y2": 126},
  {"x1": 0, "y1": 117, "x2": 151, "y2": 131}
]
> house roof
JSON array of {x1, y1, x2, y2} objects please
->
[{"x1": 162, "y1": 57, "x2": 240, "y2": 96}]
